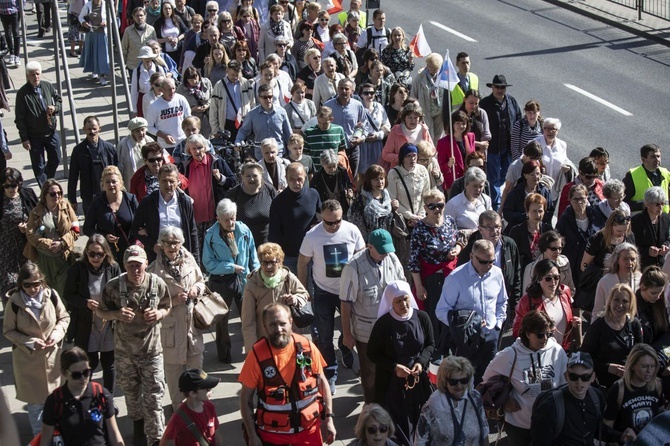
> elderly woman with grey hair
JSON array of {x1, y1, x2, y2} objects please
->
[
  {"x1": 411, "y1": 53, "x2": 445, "y2": 143},
  {"x1": 202, "y1": 198, "x2": 259, "y2": 363},
  {"x1": 631, "y1": 186, "x2": 670, "y2": 268},
  {"x1": 347, "y1": 404, "x2": 399, "y2": 446},
  {"x1": 592, "y1": 242, "x2": 641, "y2": 321},
  {"x1": 328, "y1": 33, "x2": 358, "y2": 79},
  {"x1": 444, "y1": 166, "x2": 491, "y2": 234},
  {"x1": 311, "y1": 149, "x2": 354, "y2": 215},
  {"x1": 415, "y1": 356, "x2": 488, "y2": 446},
  {"x1": 148, "y1": 225, "x2": 206, "y2": 409},
  {"x1": 596, "y1": 178, "x2": 630, "y2": 219}
]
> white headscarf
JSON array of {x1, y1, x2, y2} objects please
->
[{"x1": 377, "y1": 280, "x2": 419, "y2": 321}]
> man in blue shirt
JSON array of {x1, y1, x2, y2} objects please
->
[
  {"x1": 235, "y1": 83, "x2": 293, "y2": 159},
  {"x1": 323, "y1": 78, "x2": 365, "y2": 176},
  {"x1": 436, "y1": 238, "x2": 507, "y2": 383}
]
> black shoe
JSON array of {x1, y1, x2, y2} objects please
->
[
  {"x1": 133, "y1": 419, "x2": 147, "y2": 446},
  {"x1": 338, "y1": 337, "x2": 354, "y2": 369},
  {"x1": 37, "y1": 29, "x2": 44, "y2": 38},
  {"x1": 218, "y1": 347, "x2": 232, "y2": 364}
]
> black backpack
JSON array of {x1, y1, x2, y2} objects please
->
[{"x1": 533, "y1": 384, "x2": 601, "y2": 441}]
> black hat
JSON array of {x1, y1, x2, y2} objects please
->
[
  {"x1": 486, "y1": 74, "x2": 512, "y2": 88},
  {"x1": 567, "y1": 352, "x2": 594, "y2": 370},
  {"x1": 179, "y1": 369, "x2": 220, "y2": 392}
]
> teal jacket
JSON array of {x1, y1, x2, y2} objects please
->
[{"x1": 202, "y1": 220, "x2": 259, "y2": 284}]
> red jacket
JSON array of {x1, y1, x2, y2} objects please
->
[
  {"x1": 512, "y1": 284, "x2": 573, "y2": 351},
  {"x1": 558, "y1": 179, "x2": 604, "y2": 215},
  {"x1": 436, "y1": 132, "x2": 475, "y2": 190},
  {"x1": 129, "y1": 166, "x2": 189, "y2": 202}
]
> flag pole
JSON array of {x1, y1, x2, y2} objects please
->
[{"x1": 447, "y1": 50, "x2": 455, "y2": 181}]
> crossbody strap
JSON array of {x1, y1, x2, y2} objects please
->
[
  {"x1": 289, "y1": 101, "x2": 306, "y2": 125},
  {"x1": 393, "y1": 167, "x2": 414, "y2": 215},
  {"x1": 176, "y1": 407, "x2": 210, "y2": 446},
  {"x1": 221, "y1": 80, "x2": 239, "y2": 116}
]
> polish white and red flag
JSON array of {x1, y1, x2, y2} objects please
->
[
  {"x1": 327, "y1": 0, "x2": 343, "y2": 14},
  {"x1": 409, "y1": 24, "x2": 431, "y2": 58}
]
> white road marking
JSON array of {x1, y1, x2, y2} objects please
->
[
  {"x1": 564, "y1": 84, "x2": 633, "y2": 116},
  {"x1": 429, "y1": 21, "x2": 478, "y2": 42}
]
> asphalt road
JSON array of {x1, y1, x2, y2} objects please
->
[{"x1": 381, "y1": 0, "x2": 670, "y2": 178}]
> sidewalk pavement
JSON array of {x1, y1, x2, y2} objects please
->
[
  {"x1": 2, "y1": 1, "x2": 668, "y2": 444},
  {"x1": 546, "y1": 0, "x2": 670, "y2": 47}
]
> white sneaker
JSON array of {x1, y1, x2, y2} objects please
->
[
  {"x1": 14, "y1": 56, "x2": 21, "y2": 66},
  {"x1": 99, "y1": 76, "x2": 107, "y2": 86},
  {"x1": 91, "y1": 74, "x2": 99, "y2": 80}
]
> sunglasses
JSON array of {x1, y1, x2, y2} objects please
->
[
  {"x1": 535, "y1": 331, "x2": 554, "y2": 339},
  {"x1": 319, "y1": 18, "x2": 329, "y2": 21},
  {"x1": 69, "y1": 368, "x2": 93, "y2": 380},
  {"x1": 361, "y1": 91, "x2": 375, "y2": 96},
  {"x1": 366, "y1": 425, "x2": 389, "y2": 435},
  {"x1": 221, "y1": 19, "x2": 231, "y2": 23},
  {"x1": 567, "y1": 372, "x2": 593, "y2": 382},
  {"x1": 3, "y1": 183, "x2": 18, "y2": 189},
  {"x1": 22, "y1": 281, "x2": 42, "y2": 289},
  {"x1": 207, "y1": 8, "x2": 218, "y2": 12},
  {"x1": 475, "y1": 256, "x2": 495, "y2": 265},
  {"x1": 260, "y1": 95, "x2": 273, "y2": 100},
  {"x1": 87, "y1": 252, "x2": 105, "y2": 259},
  {"x1": 613, "y1": 215, "x2": 631, "y2": 224},
  {"x1": 543, "y1": 275, "x2": 560, "y2": 283},
  {"x1": 276, "y1": 43, "x2": 288, "y2": 47},
  {"x1": 426, "y1": 202, "x2": 445, "y2": 211},
  {"x1": 323, "y1": 219, "x2": 342, "y2": 226},
  {"x1": 480, "y1": 225, "x2": 502, "y2": 232},
  {"x1": 147, "y1": 157, "x2": 164, "y2": 163},
  {"x1": 48, "y1": 191, "x2": 63, "y2": 197},
  {"x1": 447, "y1": 377, "x2": 469, "y2": 386},
  {"x1": 548, "y1": 246, "x2": 563, "y2": 252}
]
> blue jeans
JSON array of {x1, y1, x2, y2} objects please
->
[
  {"x1": 28, "y1": 132, "x2": 60, "y2": 187},
  {"x1": 487, "y1": 151, "x2": 511, "y2": 210},
  {"x1": 27, "y1": 403, "x2": 44, "y2": 436},
  {"x1": 284, "y1": 256, "x2": 313, "y2": 297},
  {"x1": 313, "y1": 283, "x2": 340, "y2": 383}
]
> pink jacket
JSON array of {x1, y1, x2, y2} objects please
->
[
  {"x1": 380, "y1": 123, "x2": 433, "y2": 169},
  {"x1": 436, "y1": 132, "x2": 475, "y2": 190}
]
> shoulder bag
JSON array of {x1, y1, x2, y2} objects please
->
[
  {"x1": 283, "y1": 277, "x2": 314, "y2": 328},
  {"x1": 193, "y1": 285, "x2": 229, "y2": 330},
  {"x1": 476, "y1": 348, "x2": 518, "y2": 422}
]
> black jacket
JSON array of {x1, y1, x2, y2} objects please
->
[
  {"x1": 631, "y1": 210, "x2": 670, "y2": 269},
  {"x1": 478, "y1": 93, "x2": 521, "y2": 155},
  {"x1": 68, "y1": 139, "x2": 118, "y2": 212},
  {"x1": 183, "y1": 154, "x2": 237, "y2": 205},
  {"x1": 311, "y1": 166, "x2": 353, "y2": 215},
  {"x1": 130, "y1": 190, "x2": 200, "y2": 263},
  {"x1": 503, "y1": 180, "x2": 554, "y2": 228},
  {"x1": 83, "y1": 191, "x2": 139, "y2": 264},
  {"x1": 507, "y1": 221, "x2": 553, "y2": 271},
  {"x1": 15, "y1": 80, "x2": 62, "y2": 141},
  {"x1": 63, "y1": 260, "x2": 121, "y2": 350},
  {"x1": 555, "y1": 206, "x2": 605, "y2": 285},
  {"x1": 459, "y1": 232, "x2": 522, "y2": 311}
]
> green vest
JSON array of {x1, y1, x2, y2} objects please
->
[
  {"x1": 629, "y1": 164, "x2": 670, "y2": 213},
  {"x1": 450, "y1": 73, "x2": 479, "y2": 109}
]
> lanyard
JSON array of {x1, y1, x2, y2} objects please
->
[{"x1": 447, "y1": 395, "x2": 468, "y2": 445}]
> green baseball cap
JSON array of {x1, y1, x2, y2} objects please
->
[{"x1": 368, "y1": 229, "x2": 395, "y2": 254}]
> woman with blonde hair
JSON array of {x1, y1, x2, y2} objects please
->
[
  {"x1": 604, "y1": 343, "x2": 664, "y2": 435},
  {"x1": 592, "y1": 242, "x2": 641, "y2": 320},
  {"x1": 202, "y1": 42, "x2": 230, "y2": 87},
  {"x1": 415, "y1": 356, "x2": 488, "y2": 445},
  {"x1": 411, "y1": 52, "x2": 444, "y2": 142},
  {"x1": 83, "y1": 165, "x2": 139, "y2": 266},
  {"x1": 581, "y1": 283, "x2": 643, "y2": 389},
  {"x1": 3, "y1": 261, "x2": 70, "y2": 436},
  {"x1": 381, "y1": 26, "x2": 414, "y2": 90}
]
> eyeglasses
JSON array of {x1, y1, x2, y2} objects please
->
[
  {"x1": 3, "y1": 183, "x2": 18, "y2": 189},
  {"x1": 425, "y1": 202, "x2": 445, "y2": 211},
  {"x1": 361, "y1": 91, "x2": 375, "y2": 96},
  {"x1": 147, "y1": 157, "x2": 164, "y2": 163},
  {"x1": 87, "y1": 252, "x2": 105, "y2": 259},
  {"x1": 543, "y1": 275, "x2": 560, "y2": 283},
  {"x1": 366, "y1": 425, "x2": 389, "y2": 435},
  {"x1": 613, "y1": 215, "x2": 632, "y2": 224},
  {"x1": 323, "y1": 219, "x2": 342, "y2": 226},
  {"x1": 480, "y1": 225, "x2": 502, "y2": 232},
  {"x1": 262, "y1": 260, "x2": 278, "y2": 267},
  {"x1": 48, "y1": 191, "x2": 63, "y2": 197},
  {"x1": 22, "y1": 281, "x2": 42, "y2": 289},
  {"x1": 447, "y1": 377, "x2": 469, "y2": 386},
  {"x1": 544, "y1": 127, "x2": 558, "y2": 132},
  {"x1": 260, "y1": 95, "x2": 273, "y2": 100},
  {"x1": 475, "y1": 256, "x2": 495, "y2": 265},
  {"x1": 567, "y1": 372, "x2": 593, "y2": 382},
  {"x1": 535, "y1": 331, "x2": 554, "y2": 339},
  {"x1": 69, "y1": 368, "x2": 93, "y2": 380},
  {"x1": 547, "y1": 246, "x2": 563, "y2": 252},
  {"x1": 161, "y1": 240, "x2": 181, "y2": 248}
]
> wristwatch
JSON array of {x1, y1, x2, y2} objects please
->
[{"x1": 325, "y1": 412, "x2": 335, "y2": 418}]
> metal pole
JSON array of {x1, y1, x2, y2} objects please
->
[
  {"x1": 52, "y1": 0, "x2": 81, "y2": 145},
  {"x1": 105, "y1": 0, "x2": 119, "y2": 142},
  {"x1": 18, "y1": 0, "x2": 27, "y2": 65},
  {"x1": 52, "y1": 1, "x2": 69, "y2": 177},
  {"x1": 108, "y1": 0, "x2": 133, "y2": 116},
  {"x1": 638, "y1": 0, "x2": 643, "y2": 20}
]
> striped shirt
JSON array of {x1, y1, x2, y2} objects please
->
[
  {"x1": 510, "y1": 118, "x2": 542, "y2": 160},
  {"x1": 303, "y1": 124, "x2": 347, "y2": 169}
]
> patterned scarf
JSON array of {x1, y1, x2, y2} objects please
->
[
  {"x1": 221, "y1": 228, "x2": 239, "y2": 258},
  {"x1": 270, "y1": 19, "x2": 284, "y2": 37},
  {"x1": 362, "y1": 189, "x2": 392, "y2": 228},
  {"x1": 162, "y1": 249, "x2": 185, "y2": 282}
]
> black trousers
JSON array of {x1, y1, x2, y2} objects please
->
[
  {"x1": 0, "y1": 13, "x2": 19, "y2": 56},
  {"x1": 36, "y1": 1, "x2": 52, "y2": 32}
]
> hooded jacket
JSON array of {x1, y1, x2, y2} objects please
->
[{"x1": 482, "y1": 337, "x2": 568, "y2": 429}]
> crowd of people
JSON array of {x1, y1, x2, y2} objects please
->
[{"x1": 2, "y1": 0, "x2": 670, "y2": 445}]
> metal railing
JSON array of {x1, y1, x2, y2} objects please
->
[{"x1": 608, "y1": 0, "x2": 670, "y2": 20}]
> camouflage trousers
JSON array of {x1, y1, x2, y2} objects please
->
[{"x1": 116, "y1": 352, "x2": 166, "y2": 444}]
